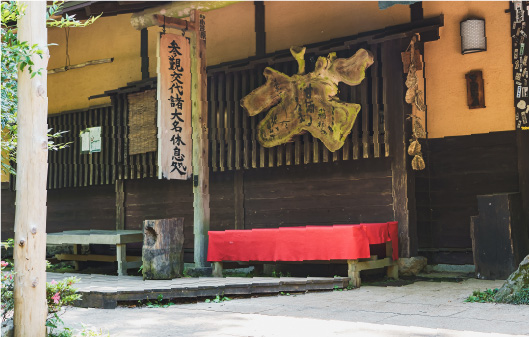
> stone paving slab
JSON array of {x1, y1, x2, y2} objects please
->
[{"x1": 54, "y1": 278, "x2": 529, "y2": 336}]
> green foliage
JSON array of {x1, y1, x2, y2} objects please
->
[
  {"x1": 205, "y1": 294, "x2": 231, "y2": 303},
  {"x1": 46, "y1": 313, "x2": 73, "y2": 337},
  {"x1": 1, "y1": 260, "x2": 15, "y2": 321},
  {"x1": 507, "y1": 288, "x2": 529, "y2": 305},
  {"x1": 465, "y1": 288, "x2": 498, "y2": 303},
  {"x1": 279, "y1": 292, "x2": 291, "y2": 296},
  {"x1": 46, "y1": 277, "x2": 82, "y2": 313},
  {"x1": 271, "y1": 270, "x2": 291, "y2": 278},
  {"x1": 143, "y1": 294, "x2": 176, "y2": 308},
  {"x1": 1, "y1": 1, "x2": 99, "y2": 176},
  {"x1": 47, "y1": 261, "x2": 75, "y2": 273},
  {"x1": 76, "y1": 324, "x2": 110, "y2": 337},
  {"x1": 465, "y1": 287, "x2": 529, "y2": 305},
  {"x1": 47, "y1": 318, "x2": 110, "y2": 337}
]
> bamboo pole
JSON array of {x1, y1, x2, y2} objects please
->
[
  {"x1": 190, "y1": 10, "x2": 210, "y2": 268},
  {"x1": 47, "y1": 57, "x2": 114, "y2": 74},
  {"x1": 13, "y1": 1, "x2": 49, "y2": 336}
]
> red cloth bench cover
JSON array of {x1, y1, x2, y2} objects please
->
[{"x1": 207, "y1": 222, "x2": 399, "y2": 262}]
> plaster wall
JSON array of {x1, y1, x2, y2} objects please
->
[
  {"x1": 46, "y1": 1, "x2": 410, "y2": 115},
  {"x1": 423, "y1": 1, "x2": 514, "y2": 138},
  {"x1": 264, "y1": 1, "x2": 409, "y2": 53}
]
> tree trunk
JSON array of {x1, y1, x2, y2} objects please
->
[
  {"x1": 190, "y1": 10, "x2": 210, "y2": 269},
  {"x1": 13, "y1": 2, "x2": 49, "y2": 336},
  {"x1": 142, "y1": 218, "x2": 184, "y2": 280}
]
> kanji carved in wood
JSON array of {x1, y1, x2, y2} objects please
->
[{"x1": 240, "y1": 46, "x2": 374, "y2": 152}]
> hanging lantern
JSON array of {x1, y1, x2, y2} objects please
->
[{"x1": 461, "y1": 18, "x2": 487, "y2": 54}]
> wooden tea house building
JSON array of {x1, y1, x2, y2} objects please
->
[{"x1": 2, "y1": 1, "x2": 528, "y2": 279}]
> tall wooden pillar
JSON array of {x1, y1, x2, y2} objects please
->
[
  {"x1": 383, "y1": 38, "x2": 418, "y2": 258},
  {"x1": 13, "y1": 2, "x2": 48, "y2": 336},
  {"x1": 190, "y1": 10, "x2": 211, "y2": 268}
]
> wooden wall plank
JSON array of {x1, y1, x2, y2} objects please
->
[
  {"x1": 241, "y1": 70, "x2": 250, "y2": 170},
  {"x1": 371, "y1": 44, "x2": 381, "y2": 158},
  {"x1": 416, "y1": 131, "x2": 520, "y2": 260},
  {"x1": 225, "y1": 72, "x2": 234, "y2": 170},
  {"x1": 217, "y1": 72, "x2": 226, "y2": 171}
]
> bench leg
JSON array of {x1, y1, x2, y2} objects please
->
[
  {"x1": 385, "y1": 241, "x2": 398, "y2": 280},
  {"x1": 212, "y1": 262, "x2": 223, "y2": 277},
  {"x1": 387, "y1": 264, "x2": 399, "y2": 280},
  {"x1": 116, "y1": 244, "x2": 127, "y2": 276},
  {"x1": 347, "y1": 259, "x2": 361, "y2": 288},
  {"x1": 73, "y1": 244, "x2": 81, "y2": 270}
]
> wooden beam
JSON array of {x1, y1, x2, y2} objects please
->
[
  {"x1": 141, "y1": 28, "x2": 149, "y2": 79},
  {"x1": 131, "y1": 2, "x2": 238, "y2": 30},
  {"x1": 47, "y1": 58, "x2": 114, "y2": 74},
  {"x1": 13, "y1": 2, "x2": 48, "y2": 336},
  {"x1": 152, "y1": 14, "x2": 195, "y2": 31},
  {"x1": 410, "y1": 2, "x2": 423, "y2": 22},
  {"x1": 254, "y1": 1, "x2": 265, "y2": 57},
  {"x1": 190, "y1": 10, "x2": 211, "y2": 269}
]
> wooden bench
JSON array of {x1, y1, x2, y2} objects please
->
[
  {"x1": 208, "y1": 222, "x2": 399, "y2": 287},
  {"x1": 47, "y1": 230, "x2": 143, "y2": 276}
]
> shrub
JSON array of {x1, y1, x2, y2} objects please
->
[{"x1": 1, "y1": 260, "x2": 15, "y2": 321}]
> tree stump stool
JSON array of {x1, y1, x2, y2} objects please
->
[{"x1": 142, "y1": 218, "x2": 184, "y2": 280}]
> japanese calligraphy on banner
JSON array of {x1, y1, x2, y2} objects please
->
[{"x1": 157, "y1": 33, "x2": 192, "y2": 179}]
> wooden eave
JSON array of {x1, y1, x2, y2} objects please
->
[
  {"x1": 206, "y1": 15, "x2": 444, "y2": 74},
  {"x1": 87, "y1": 14, "x2": 443, "y2": 99},
  {"x1": 57, "y1": 1, "x2": 171, "y2": 20}
]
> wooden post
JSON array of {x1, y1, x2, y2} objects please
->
[
  {"x1": 385, "y1": 241, "x2": 399, "y2": 279},
  {"x1": 13, "y1": 2, "x2": 48, "y2": 336},
  {"x1": 212, "y1": 262, "x2": 223, "y2": 277},
  {"x1": 190, "y1": 10, "x2": 211, "y2": 269},
  {"x1": 347, "y1": 260, "x2": 361, "y2": 287},
  {"x1": 116, "y1": 244, "x2": 127, "y2": 276},
  {"x1": 384, "y1": 38, "x2": 418, "y2": 258},
  {"x1": 115, "y1": 179, "x2": 125, "y2": 230},
  {"x1": 73, "y1": 244, "x2": 81, "y2": 270}
]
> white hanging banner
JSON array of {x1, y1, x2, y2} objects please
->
[{"x1": 157, "y1": 33, "x2": 192, "y2": 179}]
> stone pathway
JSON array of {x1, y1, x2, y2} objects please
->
[
  {"x1": 46, "y1": 272, "x2": 349, "y2": 308},
  {"x1": 57, "y1": 278, "x2": 529, "y2": 336}
]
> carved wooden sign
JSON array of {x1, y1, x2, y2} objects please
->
[
  {"x1": 241, "y1": 47, "x2": 374, "y2": 152},
  {"x1": 157, "y1": 33, "x2": 192, "y2": 180},
  {"x1": 465, "y1": 70, "x2": 485, "y2": 109}
]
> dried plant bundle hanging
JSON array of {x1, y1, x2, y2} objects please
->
[{"x1": 403, "y1": 35, "x2": 426, "y2": 170}]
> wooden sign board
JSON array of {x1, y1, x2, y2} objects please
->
[
  {"x1": 157, "y1": 33, "x2": 192, "y2": 179},
  {"x1": 465, "y1": 70, "x2": 485, "y2": 109}
]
